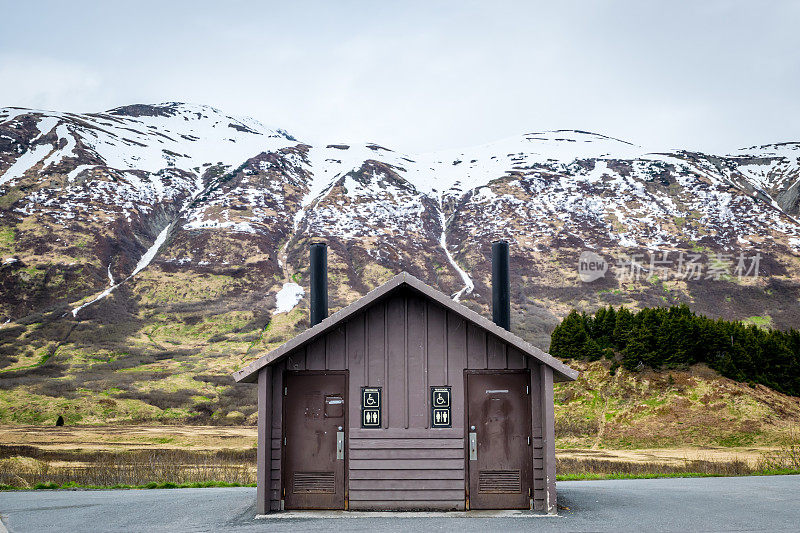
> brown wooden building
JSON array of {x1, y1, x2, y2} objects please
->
[{"x1": 234, "y1": 250, "x2": 577, "y2": 514}]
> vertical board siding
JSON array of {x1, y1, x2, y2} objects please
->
[
  {"x1": 266, "y1": 289, "x2": 548, "y2": 512},
  {"x1": 426, "y1": 302, "x2": 447, "y2": 386},
  {"x1": 407, "y1": 296, "x2": 427, "y2": 428},
  {"x1": 487, "y1": 334, "x2": 506, "y2": 368},
  {"x1": 445, "y1": 311, "x2": 466, "y2": 422},
  {"x1": 466, "y1": 324, "x2": 487, "y2": 369},
  {"x1": 326, "y1": 326, "x2": 346, "y2": 369},
  {"x1": 367, "y1": 303, "x2": 386, "y2": 390},
  {"x1": 306, "y1": 338, "x2": 325, "y2": 370},
  {"x1": 507, "y1": 346, "x2": 526, "y2": 369},
  {"x1": 386, "y1": 296, "x2": 406, "y2": 429},
  {"x1": 346, "y1": 314, "x2": 366, "y2": 426}
]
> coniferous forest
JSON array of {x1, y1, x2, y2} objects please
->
[{"x1": 549, "y1": 305, "x2": 800, "y2": 397}]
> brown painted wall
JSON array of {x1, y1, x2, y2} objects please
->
[{"x1": 262, "y1": 288, "x2": 550, "y2": 512}]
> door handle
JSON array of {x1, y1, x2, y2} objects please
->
[
  {"x1": 336, "y1": 430, "x2": 345, "y2": 460},
  {"x1": 468, "y1": 432, "x2": 477, "y2": 461}
]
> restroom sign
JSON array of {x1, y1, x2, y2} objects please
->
[
  {"x1": 431, "y1": 386, "x2": 451, "y2": 428},
  {"x1": 361, "y1": 387, "x2": 382, "y2": 428}
]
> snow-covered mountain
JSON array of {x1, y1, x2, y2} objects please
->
[
  {"x1": 3, "y1": 102, "x2": 800, "y2": 425},
  {"x1": 1, "y1": 102, "x2": 799, "y2": 346}
]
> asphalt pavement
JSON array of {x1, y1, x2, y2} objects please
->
[{"x1": 1, "y1": 475, "x2": 798, "y2": 532}]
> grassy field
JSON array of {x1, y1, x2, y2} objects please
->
[
  {"x1": 1, "y1": 425, "x2": 798, "y2": 490},
  {"x1": 0, "y1": 425, "x2": 259, "y2": 489},
  {"x1": 553, "y1": 360, "x2": 800, "y2": 449},
  {"x1": 0, "y1": 425, "x2": 256, "y2": 452}
]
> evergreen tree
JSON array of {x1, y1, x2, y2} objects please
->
[
  {"x1": 612, "y1": 307, "x2": 634, "y2": 349},
  {"x1": 601, "y1": 306, "x2": 617, "y2": 346},
  {"x1": 550, "y1": 310, "x2": 589, "y2": 360},
  {"x1": 584, "y1": 338, "x2": 605, "y2": 361}
]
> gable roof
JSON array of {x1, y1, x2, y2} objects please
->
[{"x1": 233, "y1": 272, "x2": 578, "y2": 383}]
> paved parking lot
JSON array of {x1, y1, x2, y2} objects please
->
[{"x1": 1, "y1": 475, "x2": 799, "y2": 532}]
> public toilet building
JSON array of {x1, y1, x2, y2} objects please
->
[{"x1": 233, "y1": 242, "x2": 578, "y2": 514}]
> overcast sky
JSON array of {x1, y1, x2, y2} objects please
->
[{"x1": 1, "y1": 1, "x2": 798, "y2": 154}]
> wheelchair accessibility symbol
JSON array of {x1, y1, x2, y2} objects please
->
[
  {"x1": 432, "y1": 388, "x2": 450, "y2": 408},
  {"x1": 362, "y1": 389, "x2": 380, "y2": 408}
]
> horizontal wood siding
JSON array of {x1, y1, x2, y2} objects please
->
[
  {"x1": 348, "y1": 432, "x2": 466, "y2": 510},
  {"x1": 264, "y1": 288, "x2": 549, "y2": 511},
  {"x1": 526, "y1": 357, "x2": 546, "y2": 510},
  {"x1": 349, "y1": 469, "x2": 464, "y2": 480},
  {"x1": 269, "y1": 359, "x2": 288, "y2": 511},
  {"x1": 350, "y1": 458, "x2": 463, "y2": 471},
  {"x1": 350, "y1": 448, "x2": 464, "y2": 459}
]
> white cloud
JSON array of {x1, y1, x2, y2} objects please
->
[
  {"x1": 0, "y1": 2, "x2": 798, "y2": 154},
  {"x1": 0, "y1": 54, "x2": 107, "y2": 112}
]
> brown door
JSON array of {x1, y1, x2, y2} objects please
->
[
  {"x1": 466, "y1": 371, "x2": 532, "y2": 509},
  {"x1": 283, "y1": 372, "x2": 347, "y2": 509}
]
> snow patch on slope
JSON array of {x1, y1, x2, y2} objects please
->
[
  {"x1": 275, "y1": 282, "x2": 304, "y2": 313},
  {"x1": 438, "y1": 196, "x2": 474, "y2": 301},
  {"x1": 184, "y1": 219, "x2": 257, "y2": 234},
  {"x1": 42, "y1": 124, "x2": 77, "y2": 170},
  {"x1": 0, "y1": 116, "x2": 61, "y2": 187},
  {"x1": 0, "y1": 108, "x2": 30, "y2": 125},
  {"x1": 0, "y1": 143, "x2": 53, "y2": 187},
  {"x1": 130, "y1": 224, "x2": 172, "y2": 277},
  {"x1": 71, "y1": 283, "x2": 119, "y2": 318},
  {"x1": 72, "y1": 224, "x2": 172, "y2": 317},
  {"x1": 67, "y1": 164, "x2": 94, "y2": 182}
]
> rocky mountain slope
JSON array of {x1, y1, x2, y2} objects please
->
[{"x1": 0, "y1": 102, "x2": 798, "y2": 425}]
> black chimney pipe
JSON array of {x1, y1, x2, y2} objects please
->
[
  {"x1": 492, "y1": 240, "x2": 510, "y2": 331},
  {"x1": 310, "y1": 242, "x2": 328, "y2": 326}
]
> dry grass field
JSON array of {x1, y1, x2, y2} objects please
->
[
  {"x1": 1, "y1": 424, "x2": 798, "y2": 489},
  {"x1": 0, "y1": 424, "x2": 257, "y2": 452},
  {"x1": 0, "y1": 426, "x2": 257, "y2": 489},
  {"x1": 0, "y1": 424, "x2": 779, "y2": 462}
]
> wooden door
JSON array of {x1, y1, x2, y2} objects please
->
[
  {"x1": 466, "y1": 371, "x2": 532, "y2": 509},
  {"x1": 283, "y1": 372, "x2": 347, "y2": 509}
]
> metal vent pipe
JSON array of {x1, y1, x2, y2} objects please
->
[
  {"x1": 492, "y1": 240, "x2": 511, "y2": 331},
  {"x1": 310, "y1": 242, "x2": 328, "y2": 326}
]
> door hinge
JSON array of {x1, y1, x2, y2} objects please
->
[
  {"x1": 284, "y1": 437, "x2": 287, "y2": 446},
  {"x1": 527, "y1": 436, "x2": 531, "y2": 446},
  {"x1": 526, "y1": 385, "x2": 530, "y2": 395},
  {"x1": 284, "y1": 386, "x2": 287, "y2": 396},
  {"x1": 528, "y1": 487, "x2": 532, "y2": 498}
]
